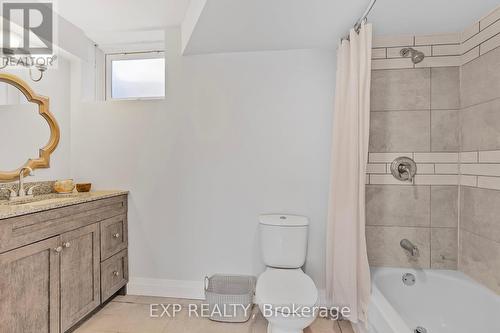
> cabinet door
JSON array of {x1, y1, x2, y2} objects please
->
[
  {"x1": 0, "y1": 237, "x2": 61, "y2": 333},
  {"x1": 60, "y1": 224, "x2": 100, "y2": 332}
]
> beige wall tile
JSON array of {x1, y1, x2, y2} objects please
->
[
  {"x1": 477, "y1": 176, "x2": 500, "y2": 190},
  {"x1": 372, "y1": 47, "x2": 387, "y2": 59},
  {"x1": 414, "y1": 152, "x2": 458, "y2": 163},
  {"x1": 430, "y1": 67, "x2": 460, "y2": 109},
  {"x1": 460, "y1": 175, "x2": 478, "y2": 187},
  {"x1": 414, "y1": 175, "x2": 458, "y2": 185},
  {"x1": 461, "y1": 163, "x2": 500, "y2": 177},
  {"x1": 416, "y1": 164, "x2": 435, "y2": 174},
  {"x1": 369, "y1": 152, "x2": 413, "y2": 163},
  {"x1": 461, "y1": 186, "x2": 500, "y2": 243},
  {"x1": 415, "y1": 33, "x2": 460, "y2": 46},
  {"x1": 479, "y1": 150, "x2": 500, "y2": 163},
  {"x1": 460, "y1": 152, "x2": 479, "y2": 163},
  {"x1": 386, "y1": 46, "x2": 431, "y2": 58},
  {"x1": 371, "y1": 69, "x2": 430, "y2": 111},
  {"x1": 480, "y1": 32, "x2": 500, "y2": 55},
  {"x1": 372, "y1": 48, "x2": 387, "y2": 59},
  {"x1": 431, "y1": 186, "x2": 458, "y2": 228},
  {"x1": 462, "y1": 19, "x2": 500, "y2": 54},
  {"x1": 431, "y1": 228, "x2": 457, "y2": 269},
  {"x1": 369, "y1": 174, "x2": 410, "y2": 185},
  {"x1": 373, "y1": 35, "x2": 414, "y2": 48},
  {"x1": 432, "y1": 44, "x2": 461, "y2": 56},
  {"x1": 366, "y1": 163, "x2": 387, "y2": 174},
  {"x1": 461, "y1": 45, "x2": 500, "y2": 107},
  {"x1": 414, "y1": 56, "x2": 461, "y2": 68},
  {"x1": 461, "y1": 99, "x2": 500, "y2": 151},
  {"x1": 370, "y1": 111, "x2": 430, "y2": 152},
  {"x1": 434, "y1": 163, "x2": 459, "y2": 174},
  {"x1": 480, "y1": 6, "x2": 500, "y2": 30},
  {"x1": 459, "y1": 230, "x2": 500, "y2": 294},
  {"x1": 366, "y1": 226, "x2": 430, "y2": 268},
  {"x1": 372, "y1": 58, "x2": 413, "y2": 70},
  {"x1": 366, "y1": 185, "x2": 430, "y2": 227},
  {"x1": 461, "y1": 22, "x2": 480, "y2": 42},
  {"x1": 431, "y1": 110, "x2": 459, "y2": 151},
  {"x1": 461, "y1": 46, "x2": 480, "y2": 65}
]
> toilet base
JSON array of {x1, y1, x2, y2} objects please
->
[{"x1": 267, "y1": 322, "x2": 303, "y2": 333}]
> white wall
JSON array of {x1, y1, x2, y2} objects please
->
[
  {"x1": 0, "y1": 58, "x2": 72, "y2": 182},
  {"x1": 71, "y1": 28, "x2": 335, "y2": 297}
]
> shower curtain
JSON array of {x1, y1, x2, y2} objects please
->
[{"x1": 326, "y1": 22, "x2": 372, "y2": 326}]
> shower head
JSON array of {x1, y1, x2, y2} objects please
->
[{"x1": 400, "y1": 47, "x2": 425, "y2": 64}]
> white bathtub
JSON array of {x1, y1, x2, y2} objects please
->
[{"x1": 354, "y1": 267, "x2": 500, "y2": 333}]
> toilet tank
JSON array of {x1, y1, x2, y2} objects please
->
[{"x1": 259, "y1": 214, "x2": 309, "y2": 268}]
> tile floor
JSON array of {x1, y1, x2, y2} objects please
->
[{"x1": 73, "y1": 295, "x2": 354, "y2": 333}]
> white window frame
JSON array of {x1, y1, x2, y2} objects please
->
[{"x1": 105, "y1": 51, "x2": 165, "y2": 101}]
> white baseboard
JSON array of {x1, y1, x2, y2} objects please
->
[
  {"x1": 127, "y1": 277, "x2": 205, "y2": 300},
  {"x1": 127, "y1": 277, "x2": 331, "y2": 308}
]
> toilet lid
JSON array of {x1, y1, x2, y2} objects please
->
[{"x1": 256, "y1": 270, "x2": 318, "y2": 312}]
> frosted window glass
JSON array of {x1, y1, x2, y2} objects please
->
[{"x1": 111, "y1": 58, "x2": 165, "y2": 99}]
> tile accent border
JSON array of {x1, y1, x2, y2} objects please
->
[
  {"x1": 367, "y1": 152, "x2": 459, "y2": 185},
  {"x1": 367, "y1": 150, "x2": 500, "y2": 190},
  {"x1": 460, "y1": 150, "x2": 500, "y2": 190},
  {"x1": 372, "y1": 5, "x2": 500, "y2": 69}
]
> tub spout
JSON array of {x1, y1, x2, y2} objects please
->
[{"x1": 400, "y1": 239, "x2": 419, "y2": 257}]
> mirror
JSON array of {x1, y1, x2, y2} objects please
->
[{"x1": 0, "y1": 74, "x2": 60, "y2": 182}]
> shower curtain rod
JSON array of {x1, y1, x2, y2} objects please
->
[{"x1": 342, "y1": 0, "x2": 377, "y2": 40}]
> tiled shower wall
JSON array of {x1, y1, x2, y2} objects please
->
[
  {"x1": 365, "y1": 5, "x2": 500, "y2": 294},
  {"x1": 459, "y1": 45, "x2": 500, "y2": 294},
  {"x1": 365, "y1": 67, "x2": 460, "y2": 270}
]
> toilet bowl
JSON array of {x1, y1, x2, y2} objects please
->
[
  {"x1": 256, "y1": 214, "x2": 319, "y2": 333},
  {"x1": 256, "y1": 268, "x2": 318, "y2": 333}
]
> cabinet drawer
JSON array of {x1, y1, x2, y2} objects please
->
[
  {"x1": 100, "y1": 214, "x2": 128, "y2": 261},
  {"x1": 101, "y1": 249, "x2": 128, "y2": 302}
]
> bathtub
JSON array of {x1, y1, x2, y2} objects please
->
[{"x1": 353, "y1": 267, "x2": 500, "y2": 333}]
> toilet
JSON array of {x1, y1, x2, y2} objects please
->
[{"x1": 256, "y1": 214, "x2": 318, "y2": 333}]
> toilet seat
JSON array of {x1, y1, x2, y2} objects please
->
[{"x1": 256, "y1": 269, "x2": 318, "y2": 314}]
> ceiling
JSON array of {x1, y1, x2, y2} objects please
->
[
  {"x1": 54, "y1": 0, "x2": 190, "y2": 45},
  {"x1": 183, "y1": 0, "x2": 500, "y2": 54},
  {"x1": 53, "y1": 0, "x2": 500, "y2": 54}
]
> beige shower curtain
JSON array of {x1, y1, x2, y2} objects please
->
[{"x1": 326, "y1": 22, "x2": 372, "y2": 326}]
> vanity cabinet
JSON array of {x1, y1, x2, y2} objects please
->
[{"x1": 0, "y1": 193, "x2": 128, "y2": 333}]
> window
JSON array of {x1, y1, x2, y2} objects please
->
[{"x1": 106, "y1": 52, "x2": 165, "y2": 100}]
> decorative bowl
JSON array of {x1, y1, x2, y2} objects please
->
[
  {"x1": 76, "y1": 183, "x2": 92, "y2": 193},
  {"x1": 54, "y1": 179, "x2": 75, "y2": 194}
]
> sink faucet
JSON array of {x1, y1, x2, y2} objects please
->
[
  {"x1": 400, "y1": 239, "x2": 419, "y2": 257},
  {"x1": 17, "y1": 167, "x2": 34, "y2": 198}
]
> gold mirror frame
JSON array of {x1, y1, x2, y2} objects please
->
[{"x1": 0, "y1": 73, "x2": 60, "y2": 182}]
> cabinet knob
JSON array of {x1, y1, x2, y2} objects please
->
[
  {"x1": 113, "y1": 233, "x2": 120, "y2": 239},
  {"x1": 112, "y1": 271, "x2": 120, "y2": 277},
  {"x1": 63, "y1": 242, "x2": 71, "y2": 248},
  {"x1": 53, "y1": 246, "x2": 63, "y2": 253}
]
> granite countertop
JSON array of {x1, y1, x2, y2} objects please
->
[{"x1": 0, "y1": 190, "x2": 128, "y2": 220}]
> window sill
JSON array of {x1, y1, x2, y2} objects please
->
[{"x1": 105, "y1": 97, "x2": 166, "y2": 102}]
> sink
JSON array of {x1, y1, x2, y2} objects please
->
[{"x1": 0, "y1": 193, "x2": 81, "y2": 207}]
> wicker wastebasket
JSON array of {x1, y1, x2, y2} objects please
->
[{"x1": 204, "y1": 274, "x2": 256, "y2": 323}]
